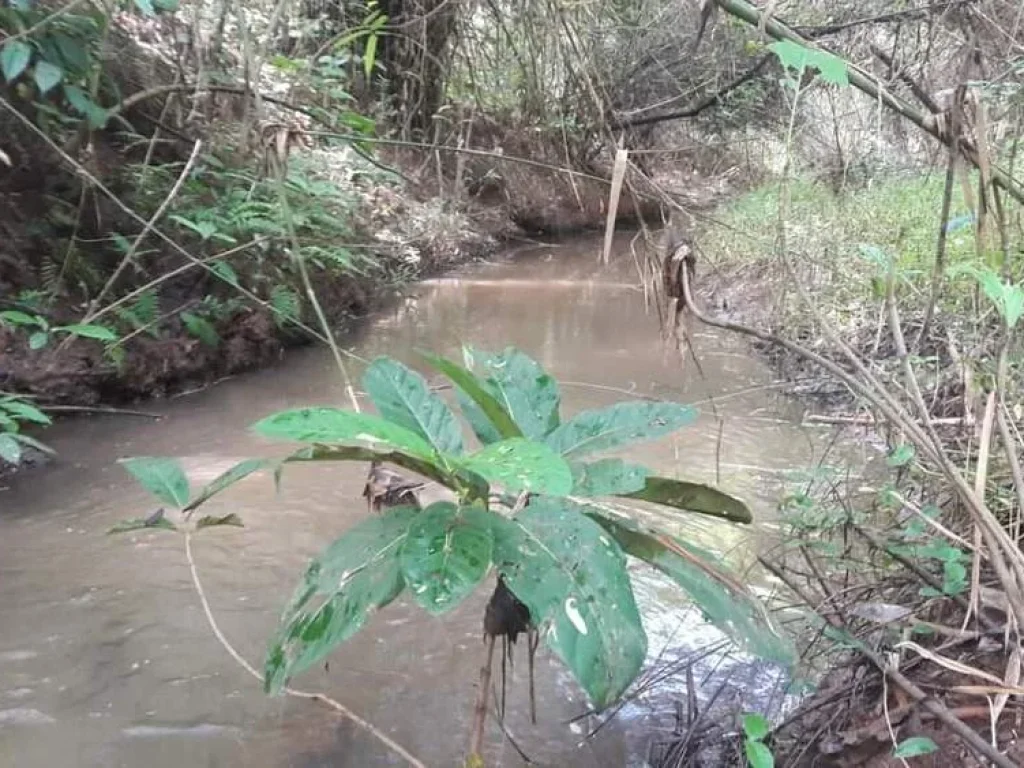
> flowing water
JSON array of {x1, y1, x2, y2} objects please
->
[{"x1": 0, "y1": 235, "x2": 870, "y2": 767}]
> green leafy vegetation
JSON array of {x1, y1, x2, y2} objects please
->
[{"x1": 114, "y1": 346, "x2": 792, "y2": 729}]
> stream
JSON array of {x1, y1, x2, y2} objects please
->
[{"x1": 0, "y1": 235, "x2": 871, "y2": 766}]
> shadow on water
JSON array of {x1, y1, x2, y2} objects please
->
[{"x1": 0, "y1": 233, "x2": 870, "y2": 766}]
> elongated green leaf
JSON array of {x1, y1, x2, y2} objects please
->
[
  {"x1": 252, "y1": 407, "x2": 436, "y2": 461},
  {"x1": 1, "y1": 399, "x2": 51, "y2": 425},
  {"x1": 745, "y1": 741, "x2": 775, "y2": 768},
  {"x1": 119, "y1": 457, "x2": 191, "y2": 509},
  {"x1": 362, "y1": 357, "x2": 464, "y2": 455},
  {"x1": 571, "y1": 458, "x2": 648, "y2": 496},
  {"x1": 420, "y1": 352, "x2": 522, "y2": 443},
  {"x1": 544, "y1": 401, "x2": 697, "y2": 459},
  {"x1": 0, "y1": 310, "x2": 40, "y2": 326},
  {"x1": 742, "y1": 713, "x2": 771, "y2": 741},
  {"x1": 460, "y1": 438, "x2": 573, "y2": 495},
  {"x1": 588, "y1": 512, "x2": 793, "y2": 665},
  {"x1": 465, "y1": 346, "x2": 560, "y2": 440},
  {"x1": 185, "y1": 458, "x2": 270, "y2": 511},
  {"x1": 265, "y1": 506, "x2": 417, "y2": 693},
  {"x1": 400, "y1": 502, "x2": 493, "y2": 614},
  {"x1": 108, "y1": 515, "x2": 178, "y2": 534},
  {"x1": 8, "y1": 432, "x2": 53, "y2": 455},
  {"x1": 57, "y1": 323, "x2": 118, "y2": 341},
  {"x1": 1, "y1": 40, "x2": 31, "y2": 82},
  {"x1": 621, "y1": 475, "x2": 752, "y2": 523},
  {"x1": 195, "y1": 513, "x2": 244, "y2": 529},
  {"x1": 492, "y1": 496, "x2": 647, "y2": 709},
  {"x1": 892, "y1": 737, "x2": 938, "y2": 758}
]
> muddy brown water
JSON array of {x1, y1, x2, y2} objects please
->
[{"x1": 0, "y1": 235, "x2": 871, "y2": 767}]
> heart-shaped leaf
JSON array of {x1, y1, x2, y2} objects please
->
[
  {"x1": 33, "y1": 59, "x2": 63, "y2": 94},
  {"x1": 119, "y1": 456, "x2": 191, "y2": 509},
  {"x1": 400, "y1": 502, "x2": 493, "y2": 614},
  {"x1": 1, "y1": 40, "x2": 31, "y2": 82}
]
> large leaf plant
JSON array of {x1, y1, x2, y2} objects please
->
[{"x1": 114, "y1": 346, "x2": 793, "y2": 726}]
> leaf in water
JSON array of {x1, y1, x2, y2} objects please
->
[
  {"x1": 119, "y1": 456, "x2": 191, "y2": 509},
  {"x1": 399, "y1": 502, "x2": 493, "y2": 614},
  {"x1": 1, "y1": 40, "x2": 31, "y2": 82},
  {"x1": 465, "y1": 346, "x2": 561, "y2": 440},
  {"x1": 195, "y1": 513, "x2": 244, "y2": 529},
  {"x1": 544, "y1": 401, "x2": 696, "y2": 459},
  {"x1": 892, "y1": 737, "x2": 938, "y2": 758},
  {"x1": 620, "y1": 475, "x2": 752, "y2": 523},
  {"x1": 745, "y1": 740, "x2": 775, "y2": 768},
  {"x1": 886, "y1": 444, "x2": 916, "y2": 467},
  {"x1": 460, "y1": 438, "x2": 573, "y2": 495},
  {"x1": 742, "y1": 713, "x2": 771, "y2": 741},
  {"x1": 252, "y1": 407, "x2": 436, "y2": 461},
  {"x1": 33, "y1": 60, "x2": 63, "y2": 94},
  {"x1": 57, "y1": 323, "x2": 118, "y2": 341},
  {"x1": 265, "y1": 506, "x2": 416, "y2": 693},
  {"x1": 362, "y1": 357, "x2": 464, "y2": 455},
  {"x1": 420, "y1": 352, "x2": 521, "y2": 443},
  {"x1": 588, "y1": 511, "x2": 793, "y2": 665},
  {"x1": 491, "y1": 496, "x2": 647, "y2": 709},
  {"x1": 571, "y1": 458, "x2": 649, "y2": 496},
  {"x1": 0, "y1": 434, "x2": 23, "y2": 464},
  {"x1": 186, "y1": 458, "x2": 270, "y2": 511}
]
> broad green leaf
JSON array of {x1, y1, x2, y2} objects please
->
[
  {"x1": 492, "y1": 496, "x2": 647, "y2": 709},
  {"x1": 544, "y1": 401, "x2": 696, "y2": 459},
  {"x1": 465, "y1": 346, "x2": 561, "y2": 440},
  {"x1": 420, "y1": 352, "x2": 522, "y2": 443},
  {"x1": 185, "y1": 458, "x2": 270, "y2": 511},
  {"x1": 587, "y1": 512, "x2": 793, "y2": 665},
  {"x1": 742, "y1": 713, "x2": 771, "y2": 741},
  {"x1": 209, "y1": 259, "x2": 239, "y2": 285},
  {"x1": 1, "y1": 399, "x2": 51, "y2": 425},
  {"x1": 745, "y1": 740, "x2": 775, "y2": 768},
  {"x1": 620, "y1": 475, "x2": 752, "y2": 524},
  {"x1": 1, "y1": 40, "x2": 31, "y2": 82},
  {"x1": 0, "y1": 434, "x2": 23, "y2": 464},
  {"x1": 460, "y1": 438, "x2": 573, "y2": 495},
  {"x1": 63, "y1": 84, "x2": 109, "y2": 129},
  {"x1": 768, "y1": 40, "x2": 809, "y2": 73},
  {"x1": 886, "y1": 444, "x2": 915, "y2": 467},
  {"x1": 362, "y1": 357, "x2": 464, "y2": 455},
  {"x1": 892, "y1": 737, "x2": 938, "y2": 758},
  {"x1": 399, "y1": 502, "x2": 493, "y2": 615},
  {"x1": 57, "y1": 323, "x2": 118, "y2": 341},
  {"x1": 252, "y1": 407, "x2": 436, "y2": 461},
  {"x1": 571, "y1": 458, "x2": 648, "y2": 496},
  {"x1": 195, "y1": 513, "x2": 244, "y2": 529},
  {"x1": 33, "y1": 60, "x2": 62, "y2": 94},
  {"x1": 29, "y1": 331, "x2": 49, "y2": 350},
  {"x1": 119, "y1": 456, "x2": 191, "y2": 509},
  {"x1": 265, "y1": 506, "x2": 416, "y2": 693},
  {"x1": 807, "y1": 49, "x2": 849, "y2": 86}
]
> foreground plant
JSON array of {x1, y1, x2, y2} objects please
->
[{"x1": 113, "y1": 345, "x2": 792, "y2": 760}]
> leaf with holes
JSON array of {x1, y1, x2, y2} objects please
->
[
  {"x1": 491, "y1": 496, "x2": 647, "y2": 709},
  {"x1": 544, "y1": 401, "x2": 696, "y2": 459},
  {"x1": 363, "y1": 357, "x2": 464, "y2": 455},
  {"x1": 1, "y1": 40, "x2": 31, "y2": 82},
  {"x1": 464, "y1": 346, "x2": 561, "y2": 440},
  {"x1": 571, "y1": 458, "x2": 649, "y2": 496},
  {"x1": 460, "y1": 438, "x2": 572, "y2": 496},
  {"x1": 586, "y1": 511, "x2": 793, "y2": 665},
  {"x1": 119, "y1": 456, "x2": 191, "y2": 509},
  {"x1": 252, "y1": 407, "x2": 437, "y2": 462},
  {"x1": 399, "y1": 502, "x2": 493, "y2": 615},
  {"x1": 620, "y1": 475, "x2": 752, "y2": 523},
  {"x1": 265, "y1": 506, "x2": 416, "y2": 693},
  {"x1": 420, "y1": 352, "x2": 521, "y2": 444}
]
